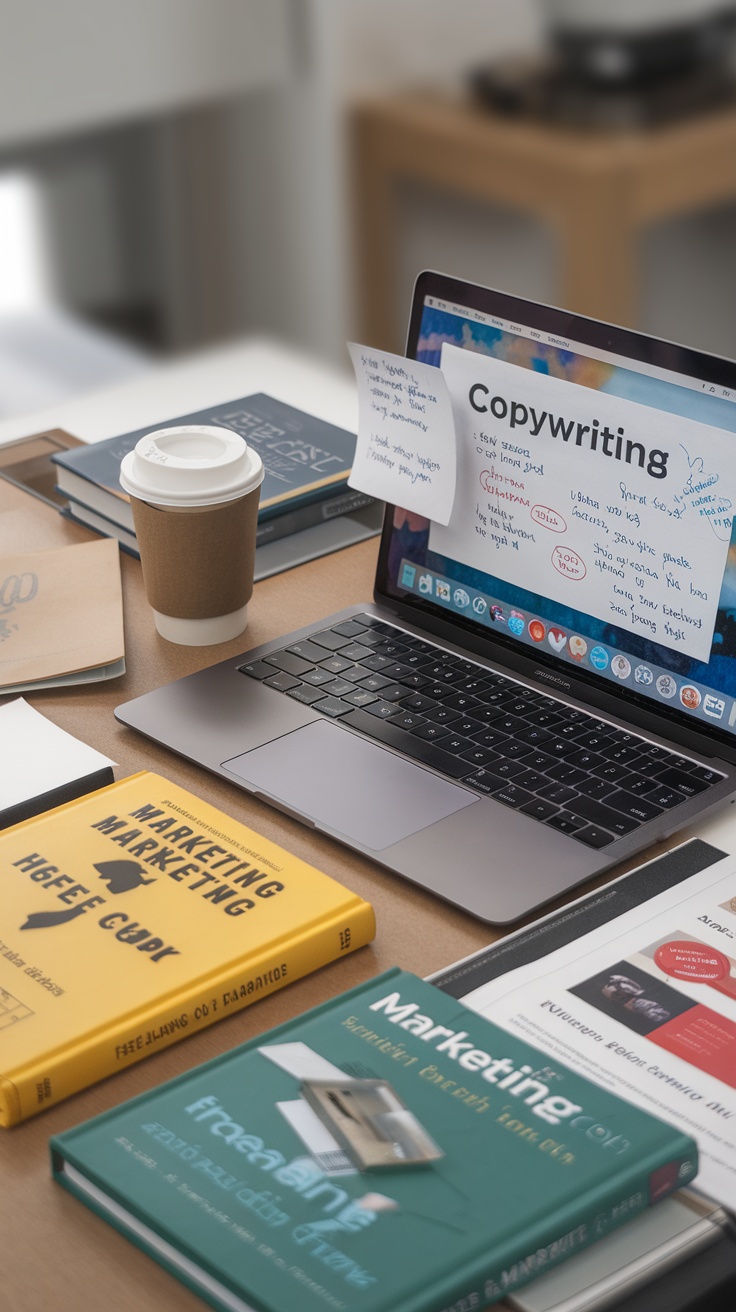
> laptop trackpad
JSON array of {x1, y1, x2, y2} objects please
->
[{"x1": 222, "y1": 720, "x2": 476, "y2": 851}]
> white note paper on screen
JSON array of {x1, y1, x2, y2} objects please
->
[{"x1": 347, "y1": 342, "x2": 456, "y2": 524}]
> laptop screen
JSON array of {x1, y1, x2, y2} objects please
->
[{"x1": 376, "y1": 272, "x2": 736, "y2": 751}]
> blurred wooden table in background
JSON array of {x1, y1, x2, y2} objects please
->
[{"x1": 352, "y1": 93, "x2": 736, "y2": 351}]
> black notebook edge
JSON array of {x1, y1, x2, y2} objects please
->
[
  {"x1": 0, "y1": 766, "x2": 115, "y2": 832},
  {"x1": 432, "y1": 838, "x2": 727, "y2": 998}
]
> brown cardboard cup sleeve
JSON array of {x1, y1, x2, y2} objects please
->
[{"x1": 130, "y1": 487, "x2": 260, "y2": 620}]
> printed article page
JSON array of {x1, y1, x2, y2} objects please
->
[{"x1": 461, "y1": 857, "x2": 736, "y2": 1209}]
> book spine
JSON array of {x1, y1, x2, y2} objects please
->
[
  {"x1": 1, "y1": 898, "x2": 376, "y2": 1127},
  {"x1": 60, "y1": 506, "x2": 141, "y2": 558},
  {"x1": 60, "y1": 482, "x2": 371, "y2": 549},
  {"x1": 255, "y1": 489, "x2": 374, "y2": 545},
  {"x1": 55, "y1": 465, "x2": 132, "y2": 513},
  {"x1": 399, "y1": 1145, "x2": 697, "y2": 1312},
  {"x1": 59, "y1": 485, "x2": 135, "y2": 534},
  {"x1": 258, "y1": 471, "x2": 351, "y2": 520},
  {"x1": 0, "y1": 1076, "x2": 21, "y2": 1127}
]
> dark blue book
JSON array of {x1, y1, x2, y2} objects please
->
[{"x1": 52, "y1": 393, "x2": 360, "y2": 532}]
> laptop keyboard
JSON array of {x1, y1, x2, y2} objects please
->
[{"x1": 239, "y1": 614, "x2": 725, "y2": 850}]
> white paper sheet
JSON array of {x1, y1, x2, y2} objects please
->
[
  {"x1": 460, "y1": 855, "x2": 736, "y2": 1211},
  {"x1": 432, "y1": 345, "x2": 736, "y2": 663},
  {"x1": 347, "y1": 343, "x2": 456, "y2": 524},
  {"x1": 258, "y1": 1041, "x2": 345, "y2": 1083},
  {"x1": 0, "y1": 697, "x2": 115, "y2": 808}
]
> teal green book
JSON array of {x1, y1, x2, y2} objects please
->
[{"x1": 50, "y1": 969, "x2": 698, "y2": 1312}]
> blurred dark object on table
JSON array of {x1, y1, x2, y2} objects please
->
[
  {"x1": 471, "y1": 1, "x2": 736, "y2": 131},
  {"x1": 548, "y1": 0, "x2": 736, "y2": 88}
]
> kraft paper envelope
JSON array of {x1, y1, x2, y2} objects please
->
[{"x1": 0, "y1": 538, "x2": 125, "y2": 691}]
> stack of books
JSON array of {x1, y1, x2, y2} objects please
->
[{"x1": 52, "y1": 392, "x2": 382, "y2": 567}]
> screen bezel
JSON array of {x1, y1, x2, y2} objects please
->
[{"x1": 373, "y1": 269, "x2": 736, "y2": 765}]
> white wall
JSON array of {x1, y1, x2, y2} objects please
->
[
  {"x1": 0, "y1": 0, "x2": 547, "y2": 359},
  {"x1": 227, "y1": 1, "x2": 349, "y2": 361},
  {"x1": 336, "y1": 0, "x2": 541, "y2": 95},
  {"x1": 0, "y1": 1, "x2": 297, "y2": 341},
  {"x1": 227, "y1": 0, "x2": 542, "y2": 363},
  {"x1": 0, "y1": 0, "x2": 293, "y2": 148},
  {"x1": 6, "y1": 1, "x2": 732, "y2": 367}
]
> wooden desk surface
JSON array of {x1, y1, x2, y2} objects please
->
[{"x1": 0, "y1": 483, "x2": 676, "y2": 1312}]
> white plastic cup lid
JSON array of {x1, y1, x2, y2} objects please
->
[{"x1": 119, "y1": 424, "x2": 264, "y2": 507}]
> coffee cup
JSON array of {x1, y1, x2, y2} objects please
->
[{"x1": 119, "y1": 424, "x2": 264, "y2": 645}]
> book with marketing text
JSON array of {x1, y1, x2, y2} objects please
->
[
  {"x1": 0, "y1": 771, "x2": 375, "y2": 1126},
  {"x1": 51, "y1": 969, "x2": 697, "y2": 1312}
]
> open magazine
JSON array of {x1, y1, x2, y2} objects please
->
[
  {"x1": 460, "y1": 849, "x2": 736, "y2": 1208},
  {"x1": 433, "y1": 838, "x2": 736, "y2": 1312}
]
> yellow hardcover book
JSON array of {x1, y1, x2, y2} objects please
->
[{"x1": 0, "y1": 771, "x2": 375, "y2": 1126}]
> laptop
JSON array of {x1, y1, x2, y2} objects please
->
[{"x1": 115, "y1": 271, "x2": 736, "y2": 923}]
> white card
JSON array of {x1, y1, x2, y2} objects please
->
[
  {"x1": 0, "y1": 697, "x2": 115, "y2": 809},
  {"x1": 347, "y1": 343, "x2": 456, "y2": 524},
  {"x1": 258, "y1": 1041, "x2": 345, "y2": 1082}
]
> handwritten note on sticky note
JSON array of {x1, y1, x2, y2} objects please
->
[{"x1": 347, "y1": 343, "x2": 456, "y2": 524}]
